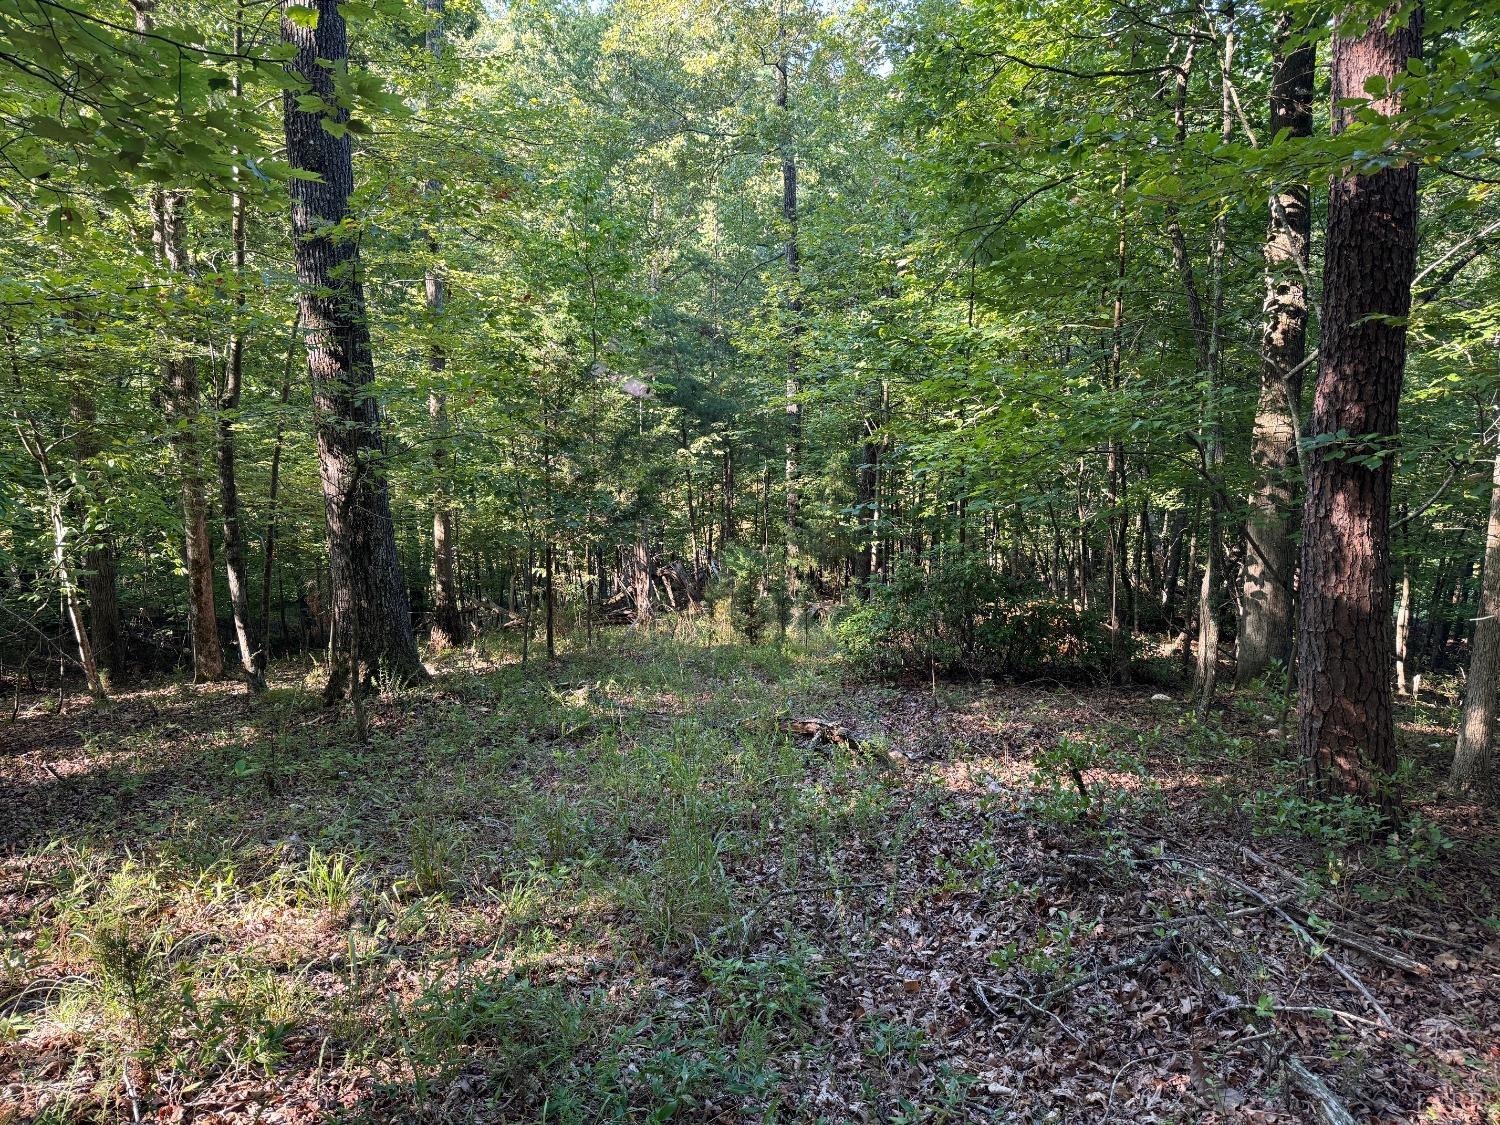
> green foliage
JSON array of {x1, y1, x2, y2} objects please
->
[
  {"x1": 1026, "y1": 735, "x2": 1158, "y2": 826},
  {"x1": 401, "y1": 968, "x2": 588, "y2": 1091},
  {"x1": 697, "y1": 940, "x2": 826, "y2": 1032},
  {"x1": 837, "y1": 552, "x2": 1113, "y2": 681},
  {"x1": 729, "y1": 575, "x2": 770, "y2": 645}
]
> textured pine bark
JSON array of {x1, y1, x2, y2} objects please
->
[
  {"x1": 1296, "y1": 4, "x2": 1422, "y2": 799},
  {"x1": 1452, "y1": 449, "x2": 1500, "y2": 790},
  {"x1": 1237, "y1": 18, "x2": 1313, "y2": 685},
  {"x1": 281, "y1": 0, "x2": 424, "y2": 697}
]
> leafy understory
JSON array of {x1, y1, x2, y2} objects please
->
[{"x1": 2, "y1": 623, "x2": 1496, "y2": 1123}]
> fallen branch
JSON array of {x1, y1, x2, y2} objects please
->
[
  {"x1": 1189, "y1": 945, "x2": 1358, "y2": 1125},
  {"x1": 972, "y1": 978, "x2": 1084, "y2": 1043}
]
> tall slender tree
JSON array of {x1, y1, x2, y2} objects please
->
[
  {"x1": 132, "y1": 0, "x2": 223, "y2": 684},
  {"x1": 1238, "y1": 17, "x2": 1314, "y2": 685}
]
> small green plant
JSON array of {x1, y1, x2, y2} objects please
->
[
  {"x1": 406, "y1": 820, "x2": 467, "y2": 896},
  {"x1": 401, "y1": 967, "x2": 588, "y2": 1093},
  {"x1": 697, "y1": 940, "x2": 825, "y2": 1032},
  {"x1": 625, "y1": 810, "x2": 737, "y2": 947},
  {"x1": 729, "y1": 575, "x2": 770, "y2": 644},
  {"x1": 1025, "y1": 736, "x2": 1157, "y2": 826},
  {"x1": 298, "y1": 847, "x2": 361, "y2": 913},
  {"x1": 77, "y1": 904, "x2": 174, "y2": 1038}
]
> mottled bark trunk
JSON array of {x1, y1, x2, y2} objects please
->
[
  {"x1": 16, "y1": 424, "x2": 106, "y2": 701},
  {"x1": 1297, "y1": 4, "x2": 1422, "y2": 800},
  {"x1": 1453, "y1": 448, "x2": 1500, "y2": 790},
  {"x1": 281, "y1": 0, "x2": 425, "y2": 699},
  {"x1": 1394, "y1": 550, "x2": 1412, "y2": 694},
  {"x1": 1238, "y1": 18, "x2": 1314, "y2": 685}
]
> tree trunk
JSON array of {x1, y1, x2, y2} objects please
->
[
  {"x1": 776, "y1": 6, "x2": 802, "y2": 606},
  {"x1": 1394, "y1": 537, "x2": 1413, "y2": 694},
  {"x1": 1238, "y1": 17, "x2": 1314, "y2": 685},
  {"x1": 16, "y1": 423, "x2": 106, "y2": 701},
  {"x1": 854, "y1": 411, "x2": 879, "y2": 594},
  {"x1": 69, "y1": 392, "x2": 124, "y2": 682},
  {"x1": 281, "y1": 0, "x2": 425, "y2": 700},
  {"x1": 259, "y1": 323, "x2": 297, "y2": 661},
  {"x1": 423, "y1": 0, "x2": 462, "y2": 652},
  {"x1": 219, "y1": 45, "x2": 266, "y2": 691},
  {"x1": 130, "y1": 0, "x2": 222, "y2": 684},
  {"x1": 1297, "y1": 3, "x2": 1422, "y2": 800},
  {"x1": 1452, "y1": 446, "x2": 1500, "y2": 790}
]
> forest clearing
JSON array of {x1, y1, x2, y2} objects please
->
[
  {"x1": 1, "y1": 625, "x2": 1497, "y2": 1122},
  {"x1": 2, "y1": 0, "x2": 1500, "y2": 1118}
]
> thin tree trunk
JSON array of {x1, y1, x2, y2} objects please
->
[
  {"x1": 1453, "y1": 445, "x2": 1500, "y2": 790},
  {"x1": 219, "y1": 18, "x2": 265, "y2": 691},
  {"x1": 258, "y1": 318, "x2": 297, "y2": 660},
  {"x1": 776, "y1": 1, "x2": 802, "y2": 607},
  {"x1": 16, "y1": 424, "x2": 106, "y2": 701},
  {"x1": 69, "y1": 392, "x2": 124, "y2": 682},
  {"x1": 281, "y1": 0, "x2": 425, "y2": 700},
  {"x1": 545, "y1": 541, "x2": 556, "y2": 661},
  {"x1": 1238, "y1": 16, "x2": 1314, "y2": 684},
  {"x1": 131, "y1": 0, "x2": 222, "y2": 684},
  {"x1": 1297, "y1": 2, "x2": 1422, "y2": 800},
  {"x1": 1163, "y1": 37, "x2": 1223, "y2": 715},
  {"x1": 424, "y1": 0, "x2": 461, "y2": 652}
]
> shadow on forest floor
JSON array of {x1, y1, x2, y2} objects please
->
[{"x1": 2, "y1": 622, "x2": 1497, "y2": 1123}]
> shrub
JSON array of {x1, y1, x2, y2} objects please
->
[{"x1": 836, "y1": 551, "x2": 1113, "y2": 681}]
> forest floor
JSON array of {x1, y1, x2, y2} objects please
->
[{"x1": 2, "y1": 621, "x2": 1498, "y2": 1124}]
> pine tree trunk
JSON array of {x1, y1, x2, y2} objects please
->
[
  {"x1": 1452, "y1": 446, "x2": 1500, "y2": 790},
  {"x1": 1297, "y1": 3, "x2": 1422, "y2": 799},
  {"x1": 1238, "y1": 17, "x2": 1314, "y2": 685},
  {"x1": 854, "y1": 412, "x2": 878, "y2": 595},
  {"x1": 281, "y1": 0, "x2": 425, "y2": 699}
]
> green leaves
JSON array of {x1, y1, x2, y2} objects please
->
[{"x1": 284, "y1": 4, "x2": 320, "y2": 28}]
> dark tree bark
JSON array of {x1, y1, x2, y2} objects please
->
[
  {"x1": 1238, "y1": 17, "x2": 1314, "y2": 685},
  {"x1": 281, "y1": 0, "x2": 425, "y2": 699},
  {"x1": 1297, "y1": 3, "x2": 1422, "y2": 799}
]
